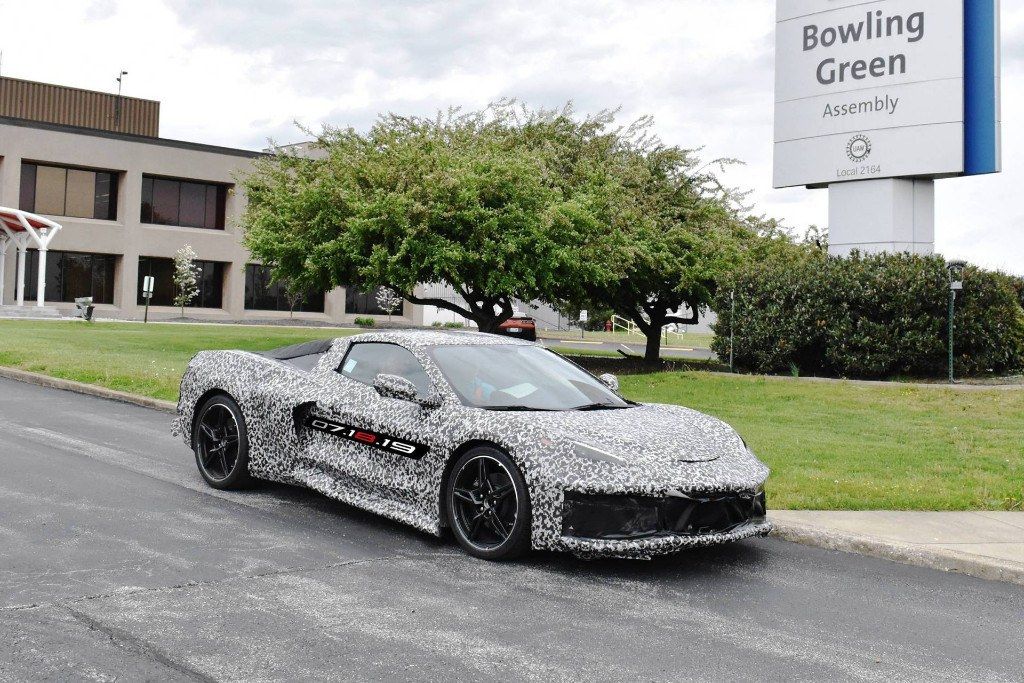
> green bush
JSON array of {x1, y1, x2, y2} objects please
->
[
  {"x1": 712, "y1": 251, "x2": 1024, "y2": 378},
  {"x1": 1009, "y1": 275, "x2": 1024, "y2": 310},
  {"x1": 354, "y1": 316, "x2": 376, "y2": 328},
  {"x1": 443, "y1": 322, "x2": 464, "y2": 329}
]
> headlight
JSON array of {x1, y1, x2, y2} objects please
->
[{"x1": 570, "y1": 440, "x2": 627, "y2": 466}]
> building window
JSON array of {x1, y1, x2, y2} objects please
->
[
  {"x1": 137, "y1": 256, "x2": 225, "y2": 308},
  {"x1": 24, "y1": 250, "x2": 117, "y2": 304},
  {"x1": 19, "y1": 163, "x2": 118, "y2": 220},
  {"x1": 141, "y1": 176, "x2": 227, "y2": 230},
  {"x1": 344, "y1": 286, "x2": 389, "y2": 315},
  {"x1": 244, "y1": 264, "x2": 325, "y2": 313}
]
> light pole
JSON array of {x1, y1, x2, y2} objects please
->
[
  {"x1": 947, "y1": 260, "x2": 966, "y2": 384},
  {"x1": 729, "y1": 289, "x2": 736, "y2": 373},
  {"x1": 115, "y1": 70, "x2": 128, "y2": 129}
]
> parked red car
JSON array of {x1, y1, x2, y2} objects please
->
[{"x1": 496, "y1": 316, "x2": 537, "y2": 342}]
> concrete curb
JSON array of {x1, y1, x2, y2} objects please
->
[
  {"x1": 0, "y1": 366, "x2": 177, "y2": 414},
  {"x1": 771, "y1": 519, "x2": 1024, "y2": 587},
  {"x1": 707, "y1": 371, "x2": 1024, "y2": 391}
]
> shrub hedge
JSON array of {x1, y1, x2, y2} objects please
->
[{"x1": 711, "y1": 251, "x2": 1024, "y2": 378}]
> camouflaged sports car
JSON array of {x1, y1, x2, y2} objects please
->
[{"x1": 173, "y1": 330, "x2": 771, "y2": 560}]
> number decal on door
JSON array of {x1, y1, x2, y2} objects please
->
[{"x1": 306, "y1": 415, "x2": 429, "y2": 460}]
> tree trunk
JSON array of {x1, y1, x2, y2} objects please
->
[
  {"x1": 644, "y1": 327, "x2": 662, "y2": 362},
  {"x1": 401, "y1": 288, "x2": 513, "y2": 335},
  {"x1": 640, "y1": 310, "x2": 667, "y2": 363},
  {"x1": 475, "y1": 314, "x2": 506, "y2": 334}
]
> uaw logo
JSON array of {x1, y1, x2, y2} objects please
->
[{"x1": 846, "y1": 134, "x2": 872, "y2": 163}]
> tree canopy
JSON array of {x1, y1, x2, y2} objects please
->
[{"x1": 241, "y1": 102, "x2": 636, "y2": 331}]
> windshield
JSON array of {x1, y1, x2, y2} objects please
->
[{"x1": 427, "y1": 344, "x2": 631, "y2": 411}]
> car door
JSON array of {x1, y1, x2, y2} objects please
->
[{"x1": 303, "y1": 341, "x2": 442, "y2": 499}]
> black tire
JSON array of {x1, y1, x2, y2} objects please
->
[
  {"x1": 446, "y1": 446, "x2": 531, "y2": 560},
  {"x1": 192, "y1": 393, "x2": 252, "y2": 490}
]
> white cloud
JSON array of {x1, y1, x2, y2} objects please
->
[{"x1": 1, "y1": 0, "x2": 1021, "y2": 273}]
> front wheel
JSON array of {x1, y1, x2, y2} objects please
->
[
  {"x1": 192, "y1": 393, "x2": 252, "y2": 490},
  {"x1": 446, "y1": 447, "x2": 531, "y2": 560}
]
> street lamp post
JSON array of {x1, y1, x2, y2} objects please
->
[
  {"x1": 115, "y1": 70, "x2": 128, "y2": 129},
  {"x1": 947, "y1": 260, "x2": 966, "y2": 384}
]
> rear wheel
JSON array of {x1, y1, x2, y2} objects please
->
[
  {"x1": 446, "y1": 447, "x2": 531, "y2": 560},
  {"x1": 192, "y1": 394, "x2": 252, "y2": 489}
]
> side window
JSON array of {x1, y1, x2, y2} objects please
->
[{"x1": 339, "y1": 343, "x2": 432, "y2": 396}]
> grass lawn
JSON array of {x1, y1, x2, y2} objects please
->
[
  {"x1": 1, "y1": 319, "x2": 1020, "y2": 511},
  {"x1": 621, "y1": 372, "x2": 1024, "y2": 512},
  {"x1": 0, "y1": 320, "x2": 359, "y2": 401}
]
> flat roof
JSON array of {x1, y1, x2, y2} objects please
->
[{"x1": 0, "y1": 115, "x2": 265, "y2": 159}]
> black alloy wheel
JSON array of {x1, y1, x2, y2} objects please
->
[
  {"x1": 192, "y1": 394, "x2": 252, "y2": 490},
  {"x1": 446, "y1": 447, "x2": 531, "y2": 560}
]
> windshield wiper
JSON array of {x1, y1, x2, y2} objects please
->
[
  {"x1": 571, "y1": 402, "x2": 631, "y2": 411},
  {"x1": 481, "y1": 405, "x2": 558, "y2": 411}
]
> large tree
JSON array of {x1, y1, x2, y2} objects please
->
[
  {"x1": 240, "y1": 102, "x2": 632, "y2": 332},
  {"x1": 574, "y1": 142, "x2": 748, "y2": 361}
]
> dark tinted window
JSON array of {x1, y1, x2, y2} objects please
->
[
  {"x1": 19, "y1": 162, "x2": 118, "y2": 220},
  {"x1": 140, "y1": 175, "x2": 226, "y2": 229},
  {"x1": 152, "y1": 178, "x2": 180, "y2": 224},
  {"x1": 344, "y1": 286, "x2": 387, "y2": 315},
  {"x1": 244, "y1": 264, "x2": 325, "y2": 313},
  {"x1": 137, "y1": 256, "x2": 225, "y2": 308},
  {"x1": 19, "y1": 163, "x2": 36, "y2": 212},
  {"x1": 339, "y1": 343, "x2": 431, "y2": 396},
  {"x1": 179, "y1": 182, "x2": 207, "y2": 227},
  {"x1": 24, "y1": 250, "x2": 117, "y2": 304},
  {"x1": 94, "y1": 171, "x2": 116, "y2": 220}
]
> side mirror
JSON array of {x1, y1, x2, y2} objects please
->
[
  {"x1": 373, "y1": 373, "x2": 442, "y2": 408},
  {"x1": 598, "y1": 373, "x2": 619, "y2": 392}
]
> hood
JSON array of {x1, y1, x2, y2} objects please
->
[{"x1": 535, "y1": 403, "x2": 742, "y2": 464}]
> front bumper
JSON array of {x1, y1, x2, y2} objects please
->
[
  {"x1": 557, "y1": 518, "x2": 773, "y2": 559},
  {"x1": 555, "y1": 489, "x2": 770, "y2": 559}
]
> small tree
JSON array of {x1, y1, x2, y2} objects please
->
[
  {"x1": 283, "y1": 280, "x2": 308, "y2": 318},
  {"x1": 173, "y1": 244, "x2": 200, "y2": 318},
  {"x1": 375, "y1": 286, "x2": 403, "y2": 322}
]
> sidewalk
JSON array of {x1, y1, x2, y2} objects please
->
[{"x1": 772, "y1": 510, "x2": 1024, "y2": 587}]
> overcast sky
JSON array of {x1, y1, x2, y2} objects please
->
[{"x1": 2, "y1": 0, "x2": 1022, "y2": 273}]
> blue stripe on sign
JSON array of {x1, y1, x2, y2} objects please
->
[{"x1": 963, "y1": 0, "x2": 999, "y2": 175}]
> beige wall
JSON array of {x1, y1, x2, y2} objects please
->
[{"x1": 0, "y1": 120, "x2": 421, "y2": 326}]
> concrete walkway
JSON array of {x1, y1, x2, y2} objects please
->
[{"x1": 772, "y1": 510, "x2": 1024, "y2": 587}]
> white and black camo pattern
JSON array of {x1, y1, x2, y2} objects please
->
[{"x1": 173, "y1": 330, "x2": 772, "y2": 559}]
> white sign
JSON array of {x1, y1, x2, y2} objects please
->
[
  {"x1": 579, "y1": 309, "x2": 588, "y2": 323},
  {"x1": 142, "y1": 275, "x2": 155, "y2": 297},
  {"x1": 773, "y1": 0, "x2": 999, "y2": 188}
]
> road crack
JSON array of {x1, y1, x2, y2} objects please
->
[{"x1": 63, "y1": 605, "x2": 215, "y2": 683}]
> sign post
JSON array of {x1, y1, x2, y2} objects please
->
[
  {"x1": 142, "y1": 275, "x2": 154, "y2": 323},
  {"x1": 579, "y1": 309, "x2": 588, "y2": 340},
  {"x1": 773, "y1": 0, "x2": 1000, "y2": 255}
]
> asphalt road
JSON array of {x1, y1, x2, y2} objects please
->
[{"x1": 1, "y1": 378, "x2": 1022, "y2": 682}]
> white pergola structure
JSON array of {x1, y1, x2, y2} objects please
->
[{"x1": 0, "y1": 207, "x2": 63, "y2": 307}]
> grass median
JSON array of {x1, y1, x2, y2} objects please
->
[{"x1": 1, "y1": 319, "x2": 1020, "y2": 511}]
